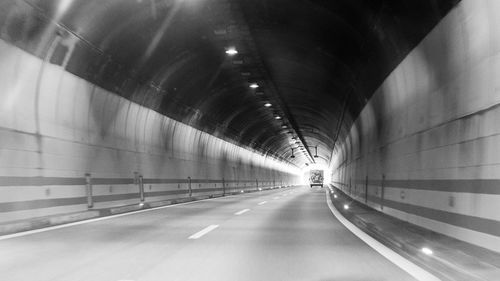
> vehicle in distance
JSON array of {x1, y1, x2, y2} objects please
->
[{"x1": 309, "y1": 170, "x2": 324, "y2": 187}]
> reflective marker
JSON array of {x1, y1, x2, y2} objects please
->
[
  {"x1": 421, "y1": 247, "x2": 433, "y2": 255},
  {"x1": 344, "y1": 204, "x2": 349, "y2": 210},
  {"x1": 225, "y1": 48, "x2": 238, "y2": 55},
  {"x1": 334, "y1": 194, "x2": 338, "y2": 199},
  {"x1": 188, "y1": 225, "x2": 219, "y2": 239}
]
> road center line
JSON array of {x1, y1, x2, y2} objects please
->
[
  {"x1": 234, "y1": 209, "x2": 250, "y2": 215},
  {"x1": 258, "y1": 201, "x2": 267, "y2": 205},
  {"x1": 188, "y1": 225, "x2": 219, "y2": 239}
]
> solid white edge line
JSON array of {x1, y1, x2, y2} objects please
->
[
  {"x1": 325, "y1": 191, "x2": 441, "y2": 281},
  {"x1": 234, "y1": 209, "x2": 250, "y2": 215},
  {"x1": 258, "y1": 201, "x2": 267, "y2": 205},
  {"x1": 188, "y1": 224, "x2": 219, "y2": 239}
]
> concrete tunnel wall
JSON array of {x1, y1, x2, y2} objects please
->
[
  {"x1": 0, "y1": 39, "x2": 301, "y2": 224},
  {"x1": 331, "y1": 0, "x2": 500, "y2": 252}
]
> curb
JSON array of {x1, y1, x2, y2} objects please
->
[{"x1": 327, "y1": 184, "x2": 500, "y2": 281}]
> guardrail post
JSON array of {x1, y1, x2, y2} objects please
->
[
  {"x1": 349, "y1": 177, "x2": 352, "y2": 196},
  {"x1": 139, "y1": 175, "x2": 144, "y2": 202},
  {"x1": 256, "y1": 179, "x2": 258, "y2": 191},
  {"x1": 134, "y1": 172, "x2": 145, "y2": 202},
  {"x1": 365, "y1": 176, "x2": 368, "y2": 204},
  {"x1": 188, "y1": 177, "x2": 192, "y2": 197},
  {"x1": 381, "y1": 174, "x2": 385, "y2": 210},
  {"x1": 85, "y1": 173, "x2": 93, "y2": 208},
  {"x1": 222, "y1": 178, "x2": 226, "y2": 196}
]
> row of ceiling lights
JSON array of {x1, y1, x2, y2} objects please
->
[
  {"x1": 226, "y1": 47, "x2": 285, "y2": 119},
  {"x1": 226, "y1": 46, "x2": 313, "y2": 164}
]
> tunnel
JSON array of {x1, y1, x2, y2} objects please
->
[{"x1": 1, "y1": 0, "x2": 500, "y2": 280}]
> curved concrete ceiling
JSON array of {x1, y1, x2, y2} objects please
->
[{"x1": 1, "y1": 0, "x2": 459, "y2": 168}]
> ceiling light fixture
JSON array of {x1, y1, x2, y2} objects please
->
[
  {"x1": 264, "y1": 102, "x2": 272, "y2": 107},
  {"x1": 274, "y1": 115, "x2": 282, "y2": 120},
  {"x1": 249, "y1": 83, "x2": 259, "y2": 89}
]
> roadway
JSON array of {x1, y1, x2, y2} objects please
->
[{"x1": 0, "y1": 186, "x2": 417, "y2": 281}]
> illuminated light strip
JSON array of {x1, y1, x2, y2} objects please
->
[
  {"x1": 188, "y1": 225, "x2": 219, "y2": 239},
  {"x1": 234, "y1": 209, "x2": 250, "y2": 215},
  {"x1": 325, "y1": 191, "x2": 441, "y2": 281}
]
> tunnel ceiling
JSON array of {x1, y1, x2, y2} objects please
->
[{"x1": 1, "y1": 0, "x2": 459, "y2": 168}]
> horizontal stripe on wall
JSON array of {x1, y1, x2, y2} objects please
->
[
  {"x1": 0, "y1": 197, "x2": 88, "y2": 213},
  {"x1": 0, "y1": 176, "x2": 275, "y2": 187},
  {"x1": 383, "y1": 198, "x2": 500, "y2": 237},
  {"x1": 346, "y1": 179, "x2": 500, "y2": 194},
  {"x1": 339, "y1": 189, "x2": 500, "y2": 238},
  {"x1": 145, "y1": 189, "x2": 196, "y2": 198},
  {"x1": 92, "y1": 178, "x2": 134, "y2": 185},
  {"x1": 0, "y1": 177, "x2": 85, "y2": 186},
  {"x1": 145, "y1": 187, "x2": 224, "y2": 198}
]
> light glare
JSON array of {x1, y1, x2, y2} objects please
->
[
  {"x1": 421, "y1": 247, "x2": 433, "y2": 255},
  {"x1": 225, "y1": 48, "x2": 238, "y2": 55}
]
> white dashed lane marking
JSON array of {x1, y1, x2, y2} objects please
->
[
  {"x1": 188, "y1": 225, "x2": 219, "y2": 239},
  {"x1": 234, "y1": 209, "x2": 251, "y2": 215}
]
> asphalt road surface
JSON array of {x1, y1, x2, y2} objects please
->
[{"x1": 0, "y1": 186, "x2": 417, "y2": 281}]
